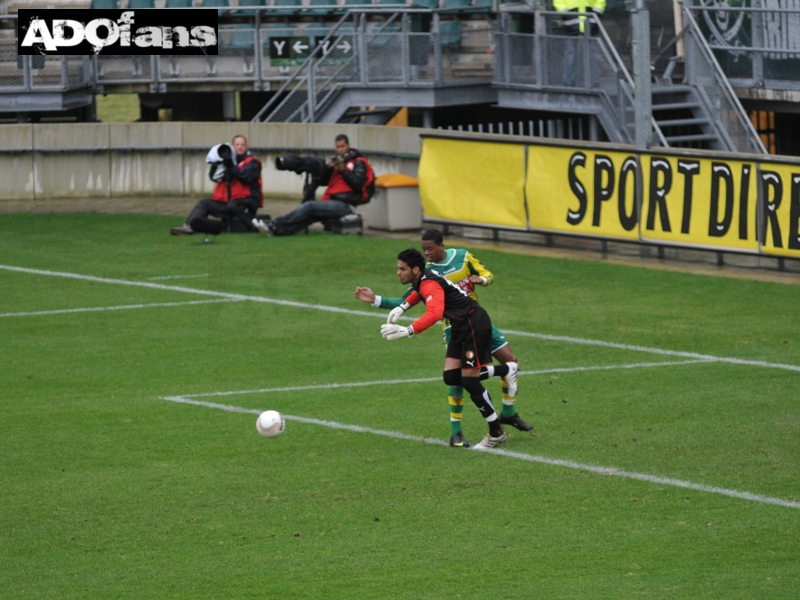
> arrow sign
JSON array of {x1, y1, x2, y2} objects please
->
[
  {"x1": 336, "y1": 40, "x2": 351, "y2": 53},
  {"x1": 269, "y1": 36, "x2": 312, "y2": 66}
]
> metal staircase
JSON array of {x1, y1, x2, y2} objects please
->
[
  {"x1": 648, "y1": 7, "x2": 766, "y2": 154},
  {"x1": 651, "y1": 84, "x2": 718, "y2": 149}
]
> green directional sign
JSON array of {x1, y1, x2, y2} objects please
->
[
  {"x1": 268, "y1": 35, "x2": 353, "y2": 67},
  {"x1": 269, "y1": 36, "x2": 312, "y2": 67}
]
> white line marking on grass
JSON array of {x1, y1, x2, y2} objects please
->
[
  {"x1": 147, "y1": 274, "x2": 210, "y2": 281},
  {"x1": 2, "y1": 264, "x2": 799, "y2": 373},
  {"x1": 504, "y1": 330, "x2": 800, "y2": 373},
  {"x1": 158, "y1": 395, "x2": 800, "y2": 511},
  {"x1": 174, "y1": 359, "x2": 714, "y2": 400},
  {"x1": 0, "y1": 298, "x2": 242, "y2": 318}
]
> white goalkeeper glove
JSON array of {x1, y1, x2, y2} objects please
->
[
  {"x1": 386, "y1": 301, "x2": 411, "y2": 324},
  {"x1": 380, "y1": 324, "x2": 414, "y2": 340}
]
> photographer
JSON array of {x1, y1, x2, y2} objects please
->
[
  {"x1": 170, "y1": 135, "x2": 263, "y2": 236},
  {"x1": 253, "y1": 134, "x2": 374, "y2": 237}
]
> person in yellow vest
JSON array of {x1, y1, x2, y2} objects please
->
[{"x1": 553, "y1": 0, "x2": 606, "y2": 87}]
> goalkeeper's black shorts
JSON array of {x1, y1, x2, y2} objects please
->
[{"x1": 445, "y1": 306, "x2": 493, "y2": 370}]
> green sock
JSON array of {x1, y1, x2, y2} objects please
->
[{"x1": 448, "y1": 394, "x2": 464, "y2": 436}]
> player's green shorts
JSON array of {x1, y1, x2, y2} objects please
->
[{"x1": 443, "y1": 320, "x2": 508, "y2": 354}]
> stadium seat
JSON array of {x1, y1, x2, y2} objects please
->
[
  {"x1": 271, "y1": 0, "x2": 303, "y2": 17},
  {"x1": 127, "y1": 0, "x2": 155, "y2": 7},
  {"x1": 202, "y1": 0, "x2": 230, "y2": 16},
  {"x1": 164, "y1": 0, "x2": 193, "y2": 7},
  {"x1": 468, "y1": 0, "x2": 494, "y2": 12},
  {"x1": 305, "y1": 0, "x2": 338, "y2": 16},
  {"x1": 237, "y1": 0, "x2": 268, "y2": 14},
  {"x1": 225, "y1": 24, "x2": 256, "y2": 52},
  {"x1": 412, "y1": 0, "x2": 439, "y2": 8},
  {"x1": 90, "y1": 0, "x2": 118, "y2": 8},
  {"x1": 442, "y1": 0, "x2": 470, "y2": 9},
  {"x1": 439, "y1": 20, "x2": 462, "y2": 48}
]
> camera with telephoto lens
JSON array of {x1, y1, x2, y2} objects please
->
[
  {"x1": 217, "y1": 143, "x2": 232, "y2": 162},
  {"x1": 331, "y1": 150, "x2": 357, "y2": 167},
  {"x1": 275, "y1": 154, "x2": 329, "y2": 201}
]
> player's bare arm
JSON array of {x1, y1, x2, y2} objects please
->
[{"x1": 354, "y1": 286, "x2": 376, "y2": 303}]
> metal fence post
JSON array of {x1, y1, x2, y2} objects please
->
[
  {"x1": 61, "y1": 56, "x2": 69, "y2": 90},
  {"x1": 631, "y1": 0, "x2": 652, "y2": 149},
  {"x1": 402, "y1": 12, "x2": 410, "y2": 86},
  {"x1": 23, "y1": 56, "x2": 32, "y2": 91},
  {"x1": 433, "y1": 12, "x2": 442, "y2": 86},
  {"x1": 582, "y1": 24, "x2": 591, "y2": 90},
  {"x1": 751, "y1": 0, "x2": 764, "y2": 87},
  {"x1": 308, "y1": 56, "x2": 317, "y2": 122},
  {"x1": 534, "y1": 10, "x2": 544, "y2": 87},
  {"x1": 359, "y1": 12, "x2": 368, "y2": 85},
  {"x1": 501, "y1": 12, "x2": 511, "y2": 86},
  {"x1": 254, "y1": 9, "x2": 263, "y2": 91}
]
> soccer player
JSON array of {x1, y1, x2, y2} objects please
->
[
  {"x1": 355, "y1": 229, "x2": 532, "y2": 448},
  {"x1": 379, "y1": 248, "x2": 509, "y2": 449}
]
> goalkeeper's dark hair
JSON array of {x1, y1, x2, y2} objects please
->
[
  {"x1": 421, "y1": 229, "x2": 444, "y2": 245},
  {"x1": 335, "y1": 133, "x2": 349, "y2": 144},
  {"x1": 398, "y1": 248, "x2": 426, "y2": 272}
]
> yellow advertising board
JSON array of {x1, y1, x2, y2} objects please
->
[
  {"x1": 419, "y1": 134, "x2": 800, "y2": 259},
  {"x1": 418, "y1": 137, "x2": 527, "y2": 229},
  {"x1": 758, "y1": 162, "x2": 800, "y2": 258},
  {"x1": 526, "y1": 145, "x2": 640, "y2": 241},
  {"x1": 638, "y1": 154, "x2": 760, "y2": 253}
]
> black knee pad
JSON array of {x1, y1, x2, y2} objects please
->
[{"x1": 443, "y1": 369, "x2": 461, "y2": 387}]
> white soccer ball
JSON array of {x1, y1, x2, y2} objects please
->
[{"x1": 256, "y1": 410, "x2": 285, "y2": 438}]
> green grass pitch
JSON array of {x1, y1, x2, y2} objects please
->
[{"x1": 1, "y1": 213, "x2": 798, "y2": 598}]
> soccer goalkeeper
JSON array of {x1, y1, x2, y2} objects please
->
[
  {"x1": 355, "y1": 229, "x2": 532, "y2": 448},
  {"x1": 376, "y1": 248, "x2": 510, "y2": 449}
]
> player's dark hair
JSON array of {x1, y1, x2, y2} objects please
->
[
  {"x1": 335, "y1": 134, "x2": 349, "y2": 144},
  {"x1": 398, "y1": 248, "x2": 426, "y2": 272},
  {"x1": 421, "y1": 229, "x2": 444, "y2": 245}
]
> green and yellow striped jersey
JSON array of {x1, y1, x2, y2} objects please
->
[{"x1": 377, "y1": 248, "x2": 494, "y2": 310}]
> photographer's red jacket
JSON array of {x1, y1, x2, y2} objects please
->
[
  {"x1": 212, "y1": 154, "x2": 263, "y2": 207},
  {"x1": 322, "y1": 151, "x2": 374, "y2": 204}
]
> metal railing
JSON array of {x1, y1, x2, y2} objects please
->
[
  {"x1": 0, "y1": 16, "x2": 91, "y2": 92},
  {"x1": 252, "y1": 7, "x2": 496, "y2": 122},
  {"x1": 686, "y1": 0, "x2": 800, "y2": 91},
  {"x1": 492, "y1": 10, "x2": 666, "y2": 146},
  {"x1": 681, "y1": 6, "x2": 767, "y2": 154}
]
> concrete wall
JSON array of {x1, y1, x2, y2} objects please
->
[{"x1": 0, "y1": 122, "x2": 422, "y2": 201}]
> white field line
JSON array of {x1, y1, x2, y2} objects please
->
[
  {"x1": 174, "y1": 359, "x2": 715, "y2": 400},
  {"x1": 2, "y1": 263, "x2": 799, "y2": 373},
  {"x1": 0, "y1": 298, "x2": 243, "y2": 318},
  {"x1": 147, "y1": 274, "x2": 210, "y2": 281},
  {"x1": 158, "y1": 395, "x2": 800, "y2": 511}
]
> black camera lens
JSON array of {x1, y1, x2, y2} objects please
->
[{"x1": 218, "y1": 144, "x2": 232, "y2": 160}]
